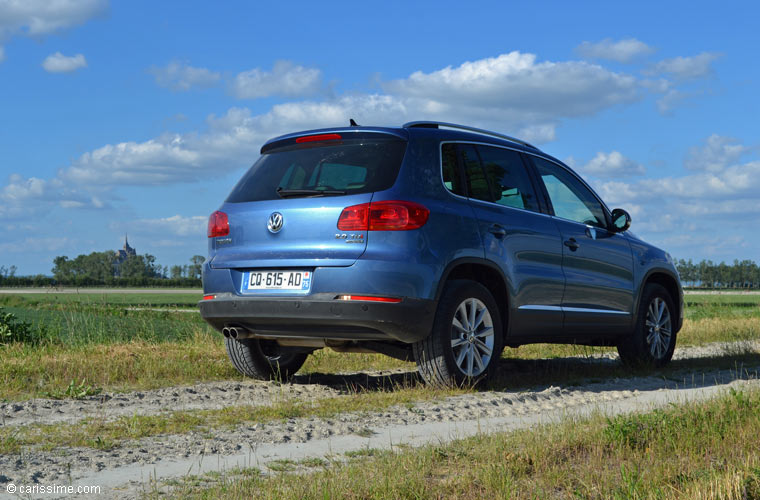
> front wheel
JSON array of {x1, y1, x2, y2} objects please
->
[
  {"x1": 225, "y1": 337, "x2": 308, "y2": 380},
  {"x1": 414, "y1": 280, "x2": 504, "y2": 387},
  {"x1": 617, "y1": 283, "x2": 677, "y2": 368}
]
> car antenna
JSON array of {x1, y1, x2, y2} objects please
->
[{"x1": 349, "y1": 118, "x2": 359, "y2": 127}]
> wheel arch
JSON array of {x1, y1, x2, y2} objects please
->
[
  {"x1": 640, "y1": 269, "x2": 683, "y2": 333},
  {"x1": 435, "y1": 258, "x2": 510, "y2": 341}
]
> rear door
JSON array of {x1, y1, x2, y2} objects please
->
[
  {"x1": 529, "y1": 156, "x2": 635, "y2": 335},
  {"x1": 445, "y1": 143, "x2": 565, "y2": 337},
  {"x1": 210, "y1": 132, "x2": 407, "y2": 270}
]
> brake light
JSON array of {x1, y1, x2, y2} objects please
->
[
  {"x1": 337, "y1": 201, "x2": 429, "y2": 231},
  {"x1": 295, "y1": 133, "x2": 342, "y2": 144},
  {"x1": 203, "y1": 294, "x2": 216, "y2": 300},
  {"x1": 337, "y1": 204, "x2": 369, "y2": 231},
  {"x1": 207, "y1": 211, "x2": 229, "y2": 238}
]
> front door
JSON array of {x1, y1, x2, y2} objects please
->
[{"x1": 530, "y1": 156, "x2": 635, "y2": 336}]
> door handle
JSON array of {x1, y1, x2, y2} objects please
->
[
  {"x1": 488, "y1": 224, "x2": 507, "y2": 238},
  {"x1": 564, "y1": 238, "x2": 579, "y2": 251}
]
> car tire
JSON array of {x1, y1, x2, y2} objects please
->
[
  {"x1": 617, "y1": 283, "x2": 677, "y2": 368},
  {"x1": 413, "y1": 280, "x2": 504, "y2": 387},
  {"x1": 225, "y1": 337, "x2": 308, "y2": 380}
]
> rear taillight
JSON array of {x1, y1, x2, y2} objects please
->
[
  {"x1": 207, "y1": 211, "x2": 229, "y2": 238},
  {"x1": 337, "y1": 201, "x2": 429, "y2": 231}
]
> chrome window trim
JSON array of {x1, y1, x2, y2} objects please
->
[
  {"x1": 438, "y1": 141, "x2": 551, "y2": 219},
  {"x1": 518, "y1": 304, "x2": 630, "y2": 315}
]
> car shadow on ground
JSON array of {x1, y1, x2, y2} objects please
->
[{"x1": 291, "y1": 350, "x2": 760, "y2": 396}]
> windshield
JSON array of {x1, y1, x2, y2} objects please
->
[{"x1": 226, "y1": 135, "x2": 407, "y2": 202}]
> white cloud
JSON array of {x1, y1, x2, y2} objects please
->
[
  {"x1": 229, "y1": 60, "x2": 322, "y2": 99},
  {"x1": 383, "y1": 52, "x2": 640, "y2": 125},
  {"x1": 0, "y1": 237, "x2": 73, "y2": 254},
  {"x1": 41, "y1": 52, "x2": 87, "y2": 73},
  {"x1": 0, "y1": 52, "x2": 656, "y2": 216},
  {"x1": 575, "y1": 38, "x2": 654, "y2": 63},
  {"x1": 656, "y1": 89, "x2": 687, "y2": 115},
  {"x1": 578, "y1": 151, "x2": 646, "y2": 178},
  {"x1": 588, "y1": 152, "x2": 760, "y2": 260},
  {"x1": 0, "y1": 45, "x2": 5, "y2": 63},
  {"x1": 684, "y1": 135, "x2": 750, "y2": 173},
  {"x1": 0, "y1": 0, "x2": 107, "y2": 38},
  {"x1": 647, "y1": 52, "x2": 721, "y2": 80},
  {"x1": 596, "y1": 160, "x2": 760, "y2": 206},
  {"x1": 150, "y1": 61, "x2": 221, "y2": 91},
  {"x1": 119, "y1": 215, "x2": 207, "y2": 238},
  {"x1": 0, "y1": 173, "x2": 104, "y2": 218}
]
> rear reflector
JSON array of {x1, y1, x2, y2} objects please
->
[
  {"x1": 337, "y1": 200, "x2": 429, "y2": 231},
  {"x1": 295, "y1": 133, "x2": 342, "y2": 144},
  {"x1": 207, "y1": 211, "x2": 229, "y2": 238},
  {"x1": 337, "y1": 295, "x2": 402, "y2": 303},
  {"x1": 203, "y1": 294, "x2": 216, "y2": 301}
]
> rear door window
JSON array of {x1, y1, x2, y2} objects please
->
[
  {"x1": 440, "y1": 143, "x2": 539, "y2": 212},
  {"x1": 226, "y1": 134, "x2": 407, "y2": 202},
  {"x1": 476, "y1": 145, "x2": 539, "y2": 211}
]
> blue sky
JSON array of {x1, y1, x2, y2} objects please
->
[{"x1": 1, "y1": 0, "x2": 758, "y2": 275}]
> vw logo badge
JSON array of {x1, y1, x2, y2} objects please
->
[{"x1": 267, "y1": 212, "x2": 284, "y2": 233}]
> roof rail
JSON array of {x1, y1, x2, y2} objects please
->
[{"x1": 402, "y1": 121, "x2": 537, "y2": 150}]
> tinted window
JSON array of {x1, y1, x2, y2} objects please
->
[
  {"x1": 441, "y1": 143, "x2": 465, "y2": 196},
  {"x1": 461, "y1": 145, "x2": 492, "y2": 202},
  {"x1": 477, "y1": 145, "x2": 538, "y2": 211},
  {"x1": 226, "y1": 136, "x2": 407, "y2": 202},
  {"x1": 533, "y1": 157, "x2": 607, "y2": 228}
]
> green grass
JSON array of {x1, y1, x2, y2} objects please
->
[
  {"x1": 0, "y1": 292, "x2": 201, "y2": 308},
  {"x1": 163, "y1": 388, "x2": 760, "y2": 500},
  {"x1": 0, "y1": 293, "x2": 758, "y2": 401}
]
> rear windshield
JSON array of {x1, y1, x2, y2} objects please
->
[{"x1": 226, "y1": 135, "x2": 407, "y2": 202}]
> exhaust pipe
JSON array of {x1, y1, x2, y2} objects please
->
[{"x1": 223, "y1": 325, "x2": 256, "y2": 340}]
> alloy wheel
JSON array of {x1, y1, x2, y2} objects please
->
[
  {"x1": 645, "y1": 297, "x2": 672, "y2": 360},
  {"x1": 450, "y1": 298, "x2": 495, "y2": 377}
]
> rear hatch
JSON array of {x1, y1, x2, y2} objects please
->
[{"x1": 209, "y1": 129, "x2": 408, "y2": 269}]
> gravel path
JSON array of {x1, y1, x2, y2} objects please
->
[{"x1": 0, "y1": 342, "x2": 758, "y2": 499}]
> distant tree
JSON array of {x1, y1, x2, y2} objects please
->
[
  {"x1": 170, "y1": 265, "x2": 184, "y2": 279},
  {"x1": 189, "y1": 255, "x2": 205, "y2": 280}
]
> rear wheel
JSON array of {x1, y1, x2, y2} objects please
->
[
  {"x1": 225, "y1": 337, "x2": 308, "y2": 380},
  {"x1": 414, "y1": 280, "x2": 504, "y2": 387},
  {"x1": 617, "y1": 283, "x2": 677, "y2": 368}
]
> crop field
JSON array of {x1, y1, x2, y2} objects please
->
[{"x1": 1, "y1": 289, "x2": 759, "y2": 498}]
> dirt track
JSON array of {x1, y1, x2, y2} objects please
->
[{"x1": 1, "y1": 342, "x2": 759, "y2": 499}]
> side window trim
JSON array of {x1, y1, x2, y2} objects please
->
[
  {"x1": 523, "y1": 153, "x2": 613, "y2": 229},
  {"x1": 519, "y1": 153, "x2": 552, "y2": 215}
]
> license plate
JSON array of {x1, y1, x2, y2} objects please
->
[{"x1": 245, "y1": 270, "x2": 311, "y2": 292}]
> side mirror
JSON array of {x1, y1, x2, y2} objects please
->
[{"x1": 611, "y1": 208, "x2": 631, "y2": 232}]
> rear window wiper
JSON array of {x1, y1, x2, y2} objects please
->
[{"x1": 276, "y1": 187, "x2": 348, "y2": 198}]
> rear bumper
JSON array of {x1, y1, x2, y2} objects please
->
[{"x1": 198, "y1": 293, "x2": 436, "y2": 344}]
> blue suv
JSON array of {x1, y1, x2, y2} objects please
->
[{"x1": 200, "y1": 121, "x2": 683, "y2": 386}]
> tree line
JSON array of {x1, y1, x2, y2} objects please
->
[
  {"x1": 0, "y1": 252, "x2": 205, "y2": 288},
  {"x1": 676, "y1": 259, "x2": 760, "y2": 289}
]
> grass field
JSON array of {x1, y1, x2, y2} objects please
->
[{"x1": 0, "y1": 291, "x2": 758, "y2": 400}]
